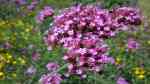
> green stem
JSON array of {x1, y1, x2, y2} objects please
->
[{"x1": 56, "y1": 63, "x2": 68, "y2": 72}]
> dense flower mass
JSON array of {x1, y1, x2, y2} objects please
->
[
  {"x1": 44, "y1": 5, "x2": 142, "y2": 76},
  {"x1": 63, "y1": 39, "x2": 115, "y2": 75}
]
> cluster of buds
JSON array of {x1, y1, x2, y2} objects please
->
[
  {"x1": 44, "y1": 5, "x2": 142, "y2": 77},
  {"x1": 36, "y1": 6, "x2": 54, "y2": 23}
]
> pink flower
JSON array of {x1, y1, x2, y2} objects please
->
[
  {"x1": 117, "y1": 77, "x2": 129, "y2": 84},
  {"x1": 3, "y1": 42, "x2": 12, "y2": 49},
  {"x1": 25, "y1": 66, "x2": 36, "y2": 76},
  {"x1": 15, "y1": 0, "x2": 27, "y2": 5},
  {"x1": 32, "y1": 51, "x2": 41, "y2": 61},
  {"x1": 127, "y1": 38, "x2": 140, "y2": 50},
  {"x1": 98, "y1": 55, "x2": 115, "y2": 64},
  {"x1": 46, "y1": 62, "x2": 59, "y2": 71},
  {"x1": 39, "y1": 73, "x2": 62, "y2": 84},
  {"x1": 36, "y1": 12, "x2": 45, "y2": 23},
  {"x1": 27, "y1": 0, "x2": 38, "y2": 10},
  {"x1": 43, "y1": 6, "x2": 54, "y2": 16},
  {"x1": 36, "y1": 6, "x2": 54, "y2": 23}
]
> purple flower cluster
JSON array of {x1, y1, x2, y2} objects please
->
[
  {"x1": 32, "y1": 51, "x2": 41, "y2": 61},
  {"x1": 40, "y1": 62, "x2": 62, "y2": 84},
  {"x1": 25, "y1": 66, "x2": 37, "y2": 76},
  {"x1": 113, "y1": 7, "x2": 142, "y2": 26},
  {"x1": 44, "y1": 5, "x2": 142, "y2": 76},
  {"x1": 36, "y1": 6, "x2": 54, "y2": 23},
  {"x1": 63, "y1": 39, "x2": 115, "y2": 75},
  {"x1": 46, "y1": 62, "x2": 60, "y2": 72},
  {"x1": 39, "y1": 73, "x2": 62, "y2": 84},
  {"x1": 27, "y1": 0, "x2": 38, "y2": 10},
  {"x1": 15, "y1": 0, "x2": 27, "y2": 5}
]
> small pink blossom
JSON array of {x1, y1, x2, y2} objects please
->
[
  {"x1": 117, "y1": 77, "x2": 129, "y2": 84},
  {"x1": 46, "y1": 62, "x2": 59, "y2": 71},
  {"x1": 25, "y1": 66, "x2": 36, "y2": 76},
  {"x1": 127, "y1": 38, "x2": 140, "y2": 50},
  {"x1": 32, "y1": 51, "x2": 41, "y2": 61}
]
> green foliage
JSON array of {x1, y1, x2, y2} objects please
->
[
  {"x1": 102, "y1": 0, "x2": 129, "y2": 8},
  {"x1": 73, "y1": 0, "x2": 97, "y2": 4}
]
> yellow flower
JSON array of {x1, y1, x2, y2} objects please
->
[
  {"x1": 20, "y1": 59, "x2": 26, "y2": 65},
  {"x1": 115, "y1": 58, "x2": 122, "y2": 65},
  {"x1": 12, "y1": 61, "x2": 17, "y2": 65},
  {"x1": 25, "y1": 28, "x2": 30, "y2": 32},
  {"x1": 133, "y1": 67, "x2": 146, "y2": 80},
  {"x1": 134, "y1": 67, "x2": 145, "y2": 75},
  {"x1": 11, "y1": 73, "x2": 17, "y2": 78},
  {"x1": 0, "y1": 72, "x2": 5, "y2": 80},
  {"x1": 137, "y1": 74, "x2": 145, "y2": 79},
  {"x1": 18, "y1": 57, "x2": 26, "y2": 65},
  {"x1": 134, "y1": 69, "x2": 140, "y2": 75},
  {"x1": 6, "y1": 53, "x2": 12, "y2": 59},
  {"x1": 147, "y1": 40, "x2": 150, "y2": 45}
]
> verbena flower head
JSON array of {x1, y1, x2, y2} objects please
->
[
  {"x1": 44, "y1": 4, "x2": 142, "y2": 76},
  {"x1": 39, "y1": 73, "x2": 62, "y2": 84}
]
